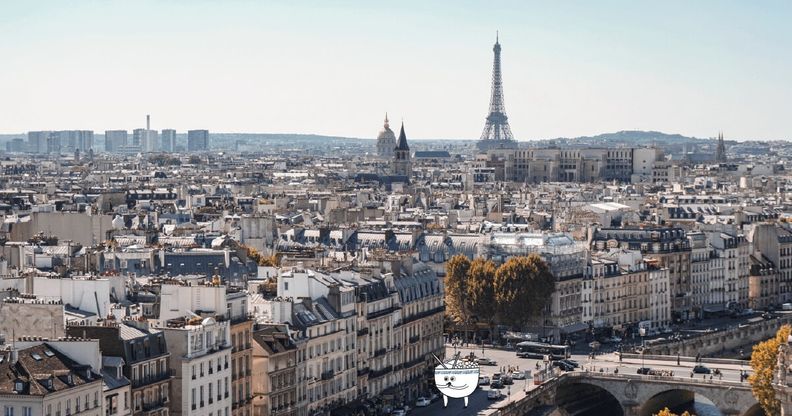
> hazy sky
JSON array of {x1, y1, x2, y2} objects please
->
[{"x1": 1, "y1": 1, "x2": 790, "y2": 140}]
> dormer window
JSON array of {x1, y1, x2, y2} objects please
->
[{"x1": 14, "y1": 381, "x2": 24, "y2": 392}]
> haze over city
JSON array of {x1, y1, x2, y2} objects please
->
[{"x1": 2, "y1": 0, "x2": 791, "y2": 140}]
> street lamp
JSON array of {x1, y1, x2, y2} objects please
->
[{"x1": 639, "y1": 327, "x2": 646, "y2": 370}]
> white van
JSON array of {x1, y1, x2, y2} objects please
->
[{"x1": 782, "y1": 303, "x2": 792, "y2": 311}]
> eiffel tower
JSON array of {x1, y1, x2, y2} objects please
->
[{"x1": 478, "y1": 33, "x2": 518, "y2": 152}]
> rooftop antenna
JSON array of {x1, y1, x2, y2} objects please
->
[{"x1": 496, "y1": 30, "x2": 499, "y2": 44}]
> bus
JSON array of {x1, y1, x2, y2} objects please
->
[{"x1": 515, "y1": 341, "x2": 571, "y2": 360}]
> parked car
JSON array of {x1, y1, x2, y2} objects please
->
[
  {"x1": 501, "y1": 374, "x2": 514, "y2": 385},
  {"x1": 693, "y1": 365, "x2": 711, "y2": 374},
  {"x1": 391, "y1": 410, "x2": 405, "y2": 416},
  {"x1": 511, "y1": 371, "x2": 526, "y2": 380},
  {"x1": 637, "y1": 367, "x2": 652, "y2": 375},
  {"x1": 478, "y1": 376, "x2": 491, "y2": 385},
  {"x1": 428, "y1": 393, "x2": 439, "y2": 402},
  {"x1": 415, "y1": 397, "x2": 430, "y2": 407},
  {"x1": 477, "y1": 357, "x2": 497, "y2": 366},
  {"x1": 487, "y1": 389, "x2": 501, "y2": 400},
  {"x1": 609, "y1": 336, "x2": 623, "y2": 343},
  {"x1": 491, "y1": 379, "x2": 504, "y2": 389},
  {"x1": 560, "y1": 359, "x2": 579, "y2": 369}
]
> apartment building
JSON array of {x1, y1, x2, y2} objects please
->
[
  {"x1": 590, "y1": 227, "x2": 692, "y2": 323},
  {"x1": 752, "y1": 223, "x2": 792, "y2": 304},
  {"x1": 252, "y1": 324, "x2": 298, "y2": 416},
  {"x1": 0, "y1": 341, "x2": 104, "y2": 416},
  {"x1": 66, "y1": 319, "x2": 171, "y2": 416},
  {"x1": 160, "y1": 316, "x2": 232, "y2": 416}
]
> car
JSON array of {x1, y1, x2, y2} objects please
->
[
  {"x1": 391, "y1": 410, "x2": 405, "y2": 416},
  {"x1": 415, "y1": 397, "x2": 430, "y2": 407},
  {"x1": 476, "y1": 357, "x2": 497, "y2": 366},
  {"x1": 693, "y1": 365, "x2": 711, "y2": 374},
  {"x1": 487, "y1": 389, "x2": 501, "y2": 400},
  {"x1": 637, "y1": 367, "x2": 652, "y2": 375},
  {"x1": 501, "y1": 375, "x2": 514, "y2": 385},
  {"x1": 478, "y1": 376, "x2": 491, "y2": 385},
  {"x1": 560, "y1": 359, "x2": 580, "y2": 369},
  {"x1": 428, "y1": 392, "x2": 439, "y2": 402},
  {"x1": 552, "y1": 361, "x2": 574, "y2": 371},
  {"x1": 609, "y1": 336, "x2": 623, "y2": 343},
  {"x1": 490, "y1": 379, "x2": 504, "y2": 389},
  {"x1": 511, "y1": 371, "x2": 526, "y2": 380}
]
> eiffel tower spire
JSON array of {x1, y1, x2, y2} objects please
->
[{"x1": 478, "y1": 33, "x2": 517, "y2": 152}]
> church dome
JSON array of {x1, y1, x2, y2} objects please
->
[
  {"x1": 377, "y1": 115, "x2": 396, "y2": 141},
  {"x1": 376, "y1": 113, "x2": 396, "y2": 158}
]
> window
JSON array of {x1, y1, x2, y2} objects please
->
[{"x1": 4, "y1": 406, "x2": 14, "y2": 416}]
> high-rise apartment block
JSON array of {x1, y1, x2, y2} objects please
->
[{"x1": 187, "y1": 130, "x2": 209, "y2": 152}]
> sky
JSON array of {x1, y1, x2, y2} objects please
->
[{"x1": 1, "y1": 1, "x2": 790, "y2": 140}]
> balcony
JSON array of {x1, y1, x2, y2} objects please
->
[
  {"x1": 356, "y1": 327, "x2": 369, "y2": 336},
  {"x1": 357, "y1": 367, "x2": 369, "y2": 377},
  {"x1": 408, "y1": 335, "x2": 420, "y2": 344},
  {"x1": 321, "y1": 370, "x2": 335, "y2": 381},
  {"x1": 366, "y1": 306, "x2": 399, "y2": 320},
  {"x1": 400, "y1": 306, "x2": 444, "y2": 326},
  {"x1": 368, "y1": 365, "x2": 393, "y2": 379},
  {"x1": 373, "y1": 348, "x2": 387, "y2": 358},
  {"x1": 132, "y1": 369, "x2": 174, "y2": 388},
  {"x1": 403, "y1": 356, "x2": 425, "y2": 369}
]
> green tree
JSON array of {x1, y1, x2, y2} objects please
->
[
  {"x1": 493, "y1": 254, "x2": 555, "y2": 329},
  {"x1": 444, "y1": 254, "x2": 472, "y2": 329},
  {"x1": 467, "y1": 258, "x2": 497, "y2": 341},
  {"x1": 749, "y1": 324, "x2": 792, "y2": 416}
]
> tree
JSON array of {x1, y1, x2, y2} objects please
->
[
  {"x1": 493, "y1": 254, "x2": 555, "y2": 329},
  {"x1": 467, "y1": 258, "x2": 497, "y2": 341},
  {"x1": 241, "y1": 244, "x2": 280, "y2": 267},
  {"x1": 749, "y1": 324, "x2": 792, "y2": 416},
  {"x1": 444, "y1": 254, "x2": 472, "y2": 328},
  {"x1": 654, "y1": 408, "x2": 693, "y2": 416}
]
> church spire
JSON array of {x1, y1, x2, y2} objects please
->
[
  {"x1": 384, "y1": 112, "x2": 389, "y2": 128},
  {"x1": 396, "y1": 122, "x2": 409, "y2": 151}
]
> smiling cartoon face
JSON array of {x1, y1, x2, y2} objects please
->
[{"x1": 434, "y1": 362, "x2": 479, "y2": 399}]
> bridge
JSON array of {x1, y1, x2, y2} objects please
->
[{"x1": 493, "y1": 371, "x2": 761, "y2": 416}]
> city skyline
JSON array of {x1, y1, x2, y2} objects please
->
[{"x1": 1, "y1": 1, "x2": 791, "y2": 140}]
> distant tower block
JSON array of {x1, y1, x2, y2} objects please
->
[
  {"x1": 146, "y1": 114, "x2": 150, "y2": 130},
  {"x1": 715, "y1": 131, "x2": 727, "y2": 163},
  {"x1": 478, "y1": 32, "x2": 518, "y2": 152}
]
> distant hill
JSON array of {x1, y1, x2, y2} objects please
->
[{"x1": 540, "y1": 130, "x2": 712, "y2": 147}]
